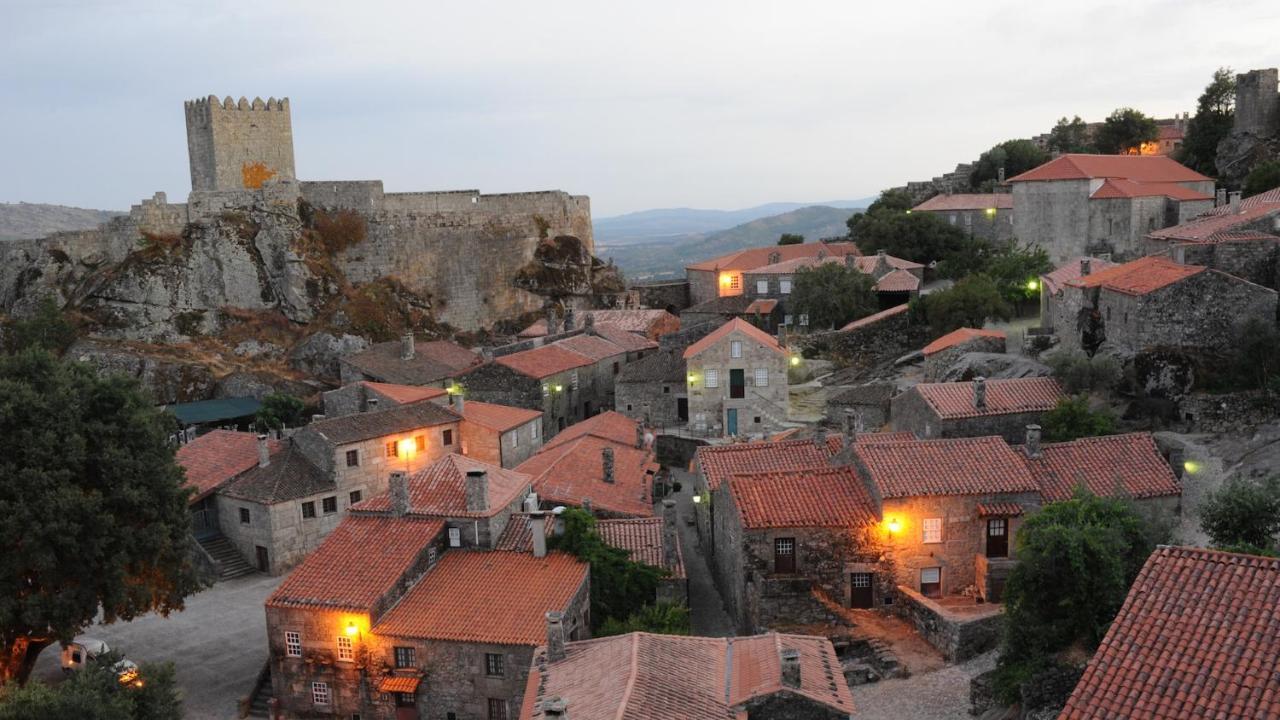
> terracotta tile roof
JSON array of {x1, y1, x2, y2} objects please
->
[
  {"x1": 597, "y1": 517, "x2": 685, "y2": 577},
  {"x1": 306, "y1": 399, "x2": 460, "y2": 446},
  {"x1": 545, "y1": 411, "x2": 646, "y2": 450},
  {"x1": 686, "y1": 241, "x2": 861, "y2": 272},
  {"x1": 921, "y1": 327, "x2": 1006, "y2": 356},
  {"x1": 913, "y1": 377, "x2": 1064, "y2": 420},
  {"x1": 744, "y1": 298, "x2": 778, "y2": 314},
  {"x1": 729, "y1": 466, "x2": 878, "y2": 529},
  {"x1": 1208, "y1": 230, "x2": 1280, "y2": 243},
  {"x1": 519, "y1": 310, "x2": 678, "y2": 339},
  {"x1": 1148, "y1": 187, "x2": 1280, "y2": 243},
  {"x1": 1157, "y1": 124, "x2": 1184, "y2": 141},
  {"x1": 1060, "y1": 546, "x2": 1280, "y2": 720},
  {"x1": 362, "y1": 381, "x2": 448, "y2": 406},
  {"x1": 976, "y1": 502, "x2": 1024, "y2": 517},
  {"x1": 553, "y1": 333, "x2": 626, "y2": 362},
  {"x1": 377, "y1": 676, "x2": 421, "y2": 693},
  {"x1": 355, "y1": 454, "x2": 530, "y2": 518},
  {"x1": 220, "y1": 442, "x2": 333, "y2": 504},
  {"x1": 767, "y1": 428, "x2": 802, "y2": 441},
  {"x1": 457, "y1": 400, "x2": 542, "y2": 432},
  {"x1": 176, "y1": 430, "x2": 280, "y2": 502},
  {"x1": 494, "y1": 345, "x2": 594, "y2": 379},
  {"x1": 1007, "y1": 154, "x2": 1211, "y2": 184},
  {"x1": 839, "y1": 303, "x2": 907, "y2": 331},
  {"x1": 854, "y1": 436, "x2": 1040, "y2": 498},
  {"x1": 342, "y1": 339, "x2": 481, "y2": 385},
  {"x1": 695, "y1": 438, "x2": 835, "y2": 491},
  {"x1": 742, "y1": 253, "x2": 923, "y2": 276},
  {"x1": 516, "y1": 436, "x2": 656, "y2": 517},
  {"x1": 874, "y1": 268, "x2": 922, "y2": 292},
  {"x1": 373, "y1": 550, "x2": 588, "y2": 645},
  {"x1": 912, "y1": 193, "x2": 1013, "y2": 211},
  {"x1": 590, "y1": 325, "x2": 659, "y2": 353},
  {"x1": 266, "y1": 515, "x2": 443, "y2": 611},
  {"x1": 1024, "y1": 432, "x2": 1180, "y2": 502},
  {"x1": 1066, "y1": 255, "x2": 1205, "y2": 296},
  {"x1": 683, "y1": 318, "x2": 787, "y2": 359},
  {"x1": 494, "y1": 512, "x2": 557, "y2": 553},
  {"x1": 1089, "y1": 178, "x2": 1212, "y2": 201},
  {"x1": 1040, "y1": 257, "x2": 1118, "y2": 295},
  {"x1": 520, "y1": 632, "x2": 854, "y2": 719}
]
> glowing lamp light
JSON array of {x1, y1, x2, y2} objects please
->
[
  {"x1": 789, "y1": 356, "x2": 801, "y2": 367},
  {"x1": 985, "y1": 207, "x2": 997, "y2": 216},
  {"x1": 692, "y1": 495, "x2": 702, "y2": 504},
  {"x1": 397, "y1": 439, "x2": 417, "y2": 459},
  {"x1": 1184, "y1": 460, "x2": 1201, "y2": 475},
  {"x1": 554, "y1": 384, "x2": 564, "y2": 393},
  {"x1": 719, "y1": 273, "x2": 733, "y2": 286},
  {"x1": 687, "y1": 373, "x2": 696, "y2": 383},
  {"x1": 885, "y1": 518, "x2": 901, "y2": 534},
  {"x1": 1026, "y1": 279, "x2": 1039, "y2": 291},
  {"x1": 345, "y1": 621, "x2": 359, "y2": 636},
  {"x1": 905, "y1": 210, "x2": 912, "y2": 215}
]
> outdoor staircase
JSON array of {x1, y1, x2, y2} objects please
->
[
  {"x1": 198, "y1": 535, "x2": 257, "y2": 581},
  {"x1": 246, "y1": 665, "x2": 273, "y2": 718}
]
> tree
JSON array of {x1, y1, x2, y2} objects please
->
[
  {"x1": 970, "y1": 140, "x2": 1050, "y2": 189},
  {"x1": 846, "y1": 192, "x2": 986, "y2": 274},
  {"x1": 985, "y1": 244, "x2": 1052, "y2": 312},
  {"x1": 1094, "y1": 107, "x2": 1159, "y2": 155},
  {"x1": 0, "y1": 654, "x2": 181, "y2": 719},
  {"x1": 909, "y1": 275, "x2": 1010, "y2": 336},
  {"x1": 1045, "y1": 350, "x2": 1120, "y2": 393},
  {"x1": 255, "y1": 393, "x2": 306, "y2": 431},
  {"x1": 777, "y1": 233, "x2": 804, "y2": 246},
  {"x1": 0, "y1": 350, "x2": 200, "y2": 684},
  {"x1": 1047, "y1": 116, "x2": 1094, "y2": 154},
  {"x1": 597, "y1": 603, "x2": 691, "y2": 637},
  {"x1": 1243, "y1": 159, "x2": 1280, "y2": 198},
  {"x1": 1, "y1": 298, "x2": 78, "y2": 355},
  {"x1": 1178, "y1": 68, "x2": 1236, "y2": 176},
  {"x1": 549, "y1": 508, "x2": 666, "y2": 629},
  {"x1": 1040, "y1": 396, "x2": 1117, "y2": 442},
  {"x1": 1199, "y1": 476, "x2": 1280, "y2": 555},
  {"x1": 994, "y1": 492, "x2": 1155, "y2": 700},
  {"x1": 789, "y1": 263, "x2": 878, "y2": 330}
]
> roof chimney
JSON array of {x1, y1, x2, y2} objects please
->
[
  {"x1": 531, "y1": 511, "x2": 547, "y2": 558},
  {"x1": 311, "y1": 413, "x2": 327, "y2": 423},
  {"x1": 813, "y1": 428, "x2": 828, "y2": 451},
  {"x1": 844, "y1": 253, "x2": 856, "y2": 269},
  {"x1": 541, "y1": 697, "x2": 569, "y2": 719},
  {"x1": 780, "y1": 648, "x2": 801, "y2": 689},
  {"x1": 366, "y1": 397, "x2": 379, "y2": 413},
  {"x1": 563, "y1": 307, "x2": 575, "y2": 331},
  {"x1": 582, "y1": 497, "x2": 592, "y2": 515},
  {"x1": 390, "y1": 471, "x2": 410, "y2": 516},
  {"x1": 1215, "y1": 188, "x2": 1227, "y2": 207},
  {"x1": 768, "y1": 251, "x2": 781, "y2": 264},
  {"x1": 842, "y1": 409, "x2": 858, "y2": 444},
  {"x1": 545, "y1": 307, "x2": 559, "y2": 335},
  {"x1": 635, "y1": 423, "x2": 645, "y2": 449},
  {"x1": 465, "y1": 470, "x2": 489, "y2": 512},
  {"x1": 1229, "y1": 191, "x2": 1243, "y2": 214},
  {"x1": 545, "y1": 611, "x2": 566, "y2": 662},
  {"x1": 400, "y1": 332, "x2": 415, "y2": 361},
  {"x1": 997, "y1": 167, "x2": 1006, "y2": 185},
  {"x1": 661, "y1": 499, "x2": 679, "y2": 571},
  {"x1": 256, "y1": 434, "x2": 270, "y2": 468},
  {"x1": 973, "y1": 376, "x2": 987, "y2": 409},
  {"x1": 1080, "y1": 258, "x2": 1092, "y2": 277},
  {"x1": 1025, "y1": 424, "x2": 1042, "y2": 458},
  {"x1": 584, "y1": 313, "x2": 596, "y2": 335},
  {"x1": 602, "y1": 447, "x2": 615, "y2": 484},
  {"x1": 451, "y1": 392, "x2": 465, "y2": 415}
]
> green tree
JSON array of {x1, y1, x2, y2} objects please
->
[
  {"x1": 1199, "y1": 476, "x2": 1280, "y2": 555},
  {"x1": 970, "y1": 140, "x2": 1050, "y2": 189},
  {"x1": 0, "y1": 350, "x2": 200, "y2": 684},
  {"x1": 1040, "y1": 396, "x2": 1117, "y2": 442},
  {"x1": 909, "y1": 275, "x2": 1010, "y2": 336},
  {"x1": 789, "y1": 263, "x2": 878, "y2": 330},
  {"x1": 0, "y1": 654, "x2": 181, "y2": 719},
  {"x1": 1, "y1": 298, "x2": 78, "y2": 355},
  {"x1": 1177, "y1": 68, "x2": 1236, "y2": 176},
  {"x1": 1045, "y1": 350, "x2": 1120, "y2": 394},
  {"x1": 777, "y1": 233, "x2": 804, "y2": 246},
  {"x1": 846, "y1": 194, "x2": 986, "y2": 275},
  {"x1": 1047, "y1": 116, "x2": 1094, "y2": 154},
  {"x1": 994, "y1": 492, "x2": 1155, "y2": 700},
  {"x1": 1243, "y1": 159, "x2": 1280, "y2": 197},
  {"x1": 985, "y1": 244, "x2": 1052, "y2": 312},
  {"x1": 1094, "y1": 107, "x2": 1159, "y2": 155},
  {"x1": 597, "y1": 603, "x2": 691, "y2": 637},
  {"x1": 549, "y1": 508, "x2": 667, "y2": 629},
  {"x1": 255, "y1": 393, "x2": 306, "y2": 431}
]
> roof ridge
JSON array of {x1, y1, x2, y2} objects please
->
[{"x1": 615, "y1": 631, "x2": 641, "y2": 720}]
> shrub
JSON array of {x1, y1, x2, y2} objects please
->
[
  {"x1": 597, "y1": 603, "x2": 691, "y2": 637},
  {"x1": 549, "y1": 508, "x2": 668, "y2": 629},
  {"x1": 910, "y1": 275, "x2": 1010, "y2": 336},
  {"x1": 255, "y1": 393, "x2": 307, "y2": 431},
  {"x1": 1199, "y1": 476, "x2": 1280, "y2": 554},
  {"x1": 1045, "y1": 350, "x2": 1119, "y2": 393},
  {"x1": 1040, "y1": 396, "x2": 1116, "y2": 442}
]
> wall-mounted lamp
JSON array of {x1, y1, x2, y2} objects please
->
[
  {"x1": 885, "y1": 518, "x2": 901, "y2": 535},
  {"x1": 789, "y1": 356, "x2": 801, "y2": 367},
  {"x1": 345, "y1": 621, "x2": 359, "y2": 637},
  {"x1": 692, "y1": 495, "x2": 702, "y2": 504}
]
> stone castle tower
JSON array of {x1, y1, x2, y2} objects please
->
[
  {"x1": 183, "y1": 96, "x2": 296, "y2": 192},
  {"x1": 1233, "y1": 69, "x2": 1280, "y2": 138}
]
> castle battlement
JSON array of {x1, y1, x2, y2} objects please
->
[{"x1": 185, "y1": 94, "x2": 296, "y2": 192}]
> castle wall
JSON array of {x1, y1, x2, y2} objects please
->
[
  {"x1": 185, "y1": 96, "x2": 296, "y2": 192},
  {"x1": 1234, "y1": 69, "x2": 1280, "y2": 138}
]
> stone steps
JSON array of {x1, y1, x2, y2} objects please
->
[{"x1": 197, "y1": 535, "x2": 257, "y2": 580}]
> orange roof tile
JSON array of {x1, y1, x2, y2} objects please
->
[
  {"x1": 742, "y1": 253, "x2": 923, "y2": 276},
  {"x1": 854, "y1": 436, "x2": 1040, "y2": 498},
  {"x1": 590, "y1": 324, "x2": 659, "y2": 353},
  {"x1": 494, "y1": 512, "x2": 557, "y2": 552},
  {"x1": 266, "y1": 515, "x2": 444, "y2": 611},
  {"x1": 377, "y1": 676, "x2": 421, "y2": 693},
  {"x1": 1148, "y1": 187, "x2": 1280, "y2": 243},
  {"x1": 921, "y1": 327, "x2": 1006, "y2": 356},
  {"x1": 912, "y1": 194, "x2": 1013, "y2": 211},
  {"x1": 373, "y1": 550, "x2": 588, "y2": 645},
  {"x1": 874, "y1": 268, "x2": 922, "y2": 292},
  {"x1": 744, "y1": 298, "x2": 778, "y2": 314},
  {"x1": 976, "y1": 502, "x2": 1024, "y2": 516},
  {"x1": 355, "y1": 454, "x2": 530, "y2": 518},
  {"x1": 695, "y1": 437, "x2": 836, "y2": 491},
  {"x1": 1040, "y1": 257, "x2": 1118, "y2": 295},
  {"x1": 516, "y1": 436, "x2": 655, "y2": 517},
  {"x1": 1025, "y1": 432, "x2": 1180, "y2": 502},
  {"x1": 1089, "y1": 178, "x2": 1212, "y2": 201},
  {"x1": 457, "y1": 400, "x2": 542, "y2": 432},
  {"x1": 729, "y1": 466, "x2": 878, "y2": 529},
  {"x1": 545, "y1": 411, "x2": 645, "y2": 450},
  {"x1": 913, "y1": 377, "x2": 1064, "y2": 420},
  {"x1": 553, "y1": 333, "x2": 626, "y2": 362},
  {"x1": 596, "y1": 517, "x2": 684, "y2": 578},
  {"x1": 176, "y1": 430, "x2": 279, "y2": 502},
  {"x1": 1007, "y1": 154, "x2": 1211, "y2": 184},
  {"x1": 839, "y1": 303, "x2": 907, "y2": 331},
  {"x1": 363, "y1": 381, "x2": 448, "y2": 405},
  {"x1": 1060, "y1": 546, "x2": 1280, "y2": 720},
  {"x1": 686, "y1": 241, "x2": 861, "y2": 272},
  {"x1": 494, "y1": 345, "x2": 594, "y2": 379},
  {"x1": 1066, "y1": 255, "x2": 1205, "y2": 296},
  {"x1": 683, "y1": 318, "x2": 786, "y2": 359}
]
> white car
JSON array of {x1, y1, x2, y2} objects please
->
[{"x1": 60, "y1": 638, "x2": 141, "y2": 686}]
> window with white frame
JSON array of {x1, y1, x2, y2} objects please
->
[
  {"x1": 285, "y1": 631, "x2": 301, "y2": 657},
  {"x1": 531, "y1": 423, "x2": 539, "y2": 440},
  {"x1": 704, "y1": 369, "x2": 719, "y2": 388},
  {"x1": 510, "y1": 430, "x2": 519, "y2": 448},
  {"x1": 799, "y1": 314, "x2": 810, "y2": 326},
  {"x1": 312, "y1": 682, "x2": 330, "y2": 705},
  {"x1": 780, "y1": 278, "x2": 792, "y2": 294},
  {"x1": 784, "y1": 314, "x2": 793, "y2": 326},
  {"x1": 920, "y1": 567, "x2": 942, "y2": 598},
  {"x1": 730, "y1": 341, "x2": 742, "y2": 358},
  {"x1": 336, "y1": 636, "x2": 353, "y2": 662},
  {"x1": 756, "y1": 280, "x2": 769, "y2": 294},
  {"x1": 570, "y1": 371, "x2": 579, "y2": 391},
  {"x1": 922, "y1": 517, "x2": 943, "y2": 544},
  {"x1": 754, "y1": 368, "x2": 769, "y2": 387}
]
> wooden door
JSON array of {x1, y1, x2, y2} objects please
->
[
  {"x1": 729, "y1": 369, "x2": 745, "y2": 399},
  {"x1": 254, "y1": 545, "x2": 269, "y2": 573},
  {"x1": 773, "y1": 537, "x2": 796, "y2": 574},
  {"x1": 394, "y1": 692, "x2": 418, "y2": 720},
  {"x1": 677, "y1": 397, "x2": 689, "y2": 421},
  {"x1": 726, "y1": 408, "x2": 738, "y2": 436},
  {"x1": 986, "y1": 518, "x2": 1008, "y2": 558},
  {"x1": 850, "y1": 573, "x2": 874, "y2": 608}
]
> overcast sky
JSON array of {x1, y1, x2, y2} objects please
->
[{"x1": 2, "y1": 0, "x2": 1277, "y2": 217}]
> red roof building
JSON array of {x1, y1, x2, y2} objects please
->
[
  {"x1": 1023, "y1": 432, "x2": 1181, "y2": 502},
  {"x1": 176, "y1": 430, "x2": 280, "y2": 502},
  {"x1": 685, "y1": 241, "x2": 862, "y2": 305},
  {"x1": 892, "y1": 378, "x2": 1064, "y2": 443},
  {"x1": 912, "y1": 194, "x2": 1013, "y2": 212},
  {"x1": 516, "y1": 434, "x2": 657, "y2": 517},
  {"x1": 543, "y1": 410, "x2": 646, "y2": 450},
  {"x1": 1008, "y1": 154, "x2": 1211, "y2": 184},
  {"x1": 1147, "y1": 186, "x2": 1280, "y2": 245},
  {"x1": 682, "y1": 317, "x2": 786, "y2": 360},
  {"x1": 1039, "y1": 256, "x2": 1118, "y2": 295},
  {"x1": 854, "y1": 436, "x2": 1040, "y2": 498},
  {"x1": 921, "y1": 327, "x2": 1006, "y2": 356},
  {"x1": 728, "y1": 466, "x2": 878, "y2": 529},
  {"x1": 839, "y1": 303, "x2": 907, "y2": 332},
  {"x1": 1067, "y1": 255, "x2": 1204, "y2": 295},
  {"x1": 693, "y1": 437, "x2": 837, "y2": 492},
  {"x1": 495, "y1": 345, "x2": 595, "y2": 380},
  {"x1": 353, "y1": 454, "x2": 531, "y2": 518}
]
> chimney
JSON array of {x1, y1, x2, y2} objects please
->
[
  {"x1": 584, "y1": 313, "x2": 596, "y2": 335},
  {"x1": 390, "y1": 471, "x2": 410, "y2": 516},
  {"x1": 366, "y1": 397, "x2": 379, "y2": 413},
  {"x1": 400, "y1": 332, "x2": 415, "y2": 361},
  {"x1": 545, "y1": 612, "x2": 566, "y2": 662},
  {"x1": 256, "y1": 434, "x2": 270, "y2": 468},
  {"x1": 813, "y1": 428, "x2": 828, "y2": 451},
  {"x1": 1080, "y1": 257, "x2": 1092, "y2": 277},
  {"x1": 523, "y1": 492, "x2": 540, "y2": 513},
  {"x1": 541, "y1": 698, "x2": 569, "y2": 719},
  {"x1": 582, "y1": 497, "x2": 593, "y2": 515},
  {"x1": 563, "y1": 307, "x2": 575, "y2": 331},
  {"x1": 602, "y1": 447, "x2": 615, "y2": 484},
  {"x1": 877, "y1": 248, "x2": 886, "y2": 257},
  {"x1": 465, "y1": 470, "x2": 489, "y2": 512},
  {"x1": 768, "y1": 251, "x2": 781, "y2": 264},
  {"x1": 1168, "y1": 448, "x2": 1186, "y2": 479},
  {"x1": 311, "y1": 413, "x2": 327, "y2": 423},
  {"x1": 661, "y1": 499, "x2": 679, "y2": 571},
  {"x1": 844, "y1": 253, "x2": 856, "y2": 269},
  {"x1": 997, "y1": 167, "x2": 1006, "y2": 185},
  {"x1": 780, "y1": 648, "x2": 801, "y2": 689},
  {"x1": 530, "y1": 511, "x2": 547, "y2": 558},
  {"x1": 1215, "y1": 188, "x2": 1227, "y2": 207},
  {"x1": 1025, "y1": 424, "x2": 1042, "y2": 458},
  {"x1": 842, "y1": 409, "x2": 857, "y2": 443},
  {"x1": 545, "y1": 307, "x2": 558, "y2": 335},
  {"x1": 635, "y1": 423, "x2": 645, "y2": 449},
  {"x1": 973, "y1": 376, "x2": 987, "y2": 409},
  {"x1": 1229, "y1": 191, "x2": 1242, "y2": 214},
  {"x1": 451, "y1": 392, "x2": 465, "y2": 415}
]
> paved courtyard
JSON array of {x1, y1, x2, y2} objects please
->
[{"x1": 32, "y1": 572, "x2": 283, "y2": 720}]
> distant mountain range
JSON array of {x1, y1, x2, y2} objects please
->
[
  {"x1": 594, "y1": 199, "x2": 875, "y2": 246},
  {"x1": 0, "y1": 202, "x2": 121, "y2": 241}
]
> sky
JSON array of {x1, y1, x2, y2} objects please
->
[{"x1": 2, "y1": 0, "x2": 1277, "y2": 218}]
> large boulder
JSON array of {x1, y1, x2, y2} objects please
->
[
  {"x1": 66, "y1": 338, "x2": 216, "y2": 404},
  {"x1": 288, "y1": 331, "x2": 369, "y2": 381},
  {"x1": 936, "y1": 352, "x2": 1052, "y2": 382},
  {"x1": 216, "y1": 370, "x2": 322, "y2": 401}
]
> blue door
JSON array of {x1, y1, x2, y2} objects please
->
[{"x1": 726, "y1": 408, "x2": 738, "y2": 436}]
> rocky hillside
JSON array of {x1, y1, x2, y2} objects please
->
[{"x1": 0, "y1": 202, "x2": 121, "y2": 240}]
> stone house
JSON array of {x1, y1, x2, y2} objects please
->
[
  {"x1": 685, "y1": 240, "x2": 862, "y2": 306},
  {"x1": 323, "y1": 380, "x2": 448, "y2": 417},
  {"x1": 825, "y1": 382, "x2": 895, "y2": 431},
  {"x1": 911, "y1": 193, "x2": 1014, "y2": 243},
  {"x1": 519, "y1": 632, "x2": 855, "y2": 720},
  {"x1": 891, "y1": 377, "x2": 1065, "y2": 443},
  {"x1": 176, "y1": 429, "x2": 280, "y2": 548},
  {"x1": 684, "y1": 318, "x2": 791, "y2": 438},
  {"x1": 921, "y1": 328, "x2": 1007, "y2": 382},
  {"x1": 680, "y1": 295, "x2": 787, "y2": 335},
  {"x1": 452, "y1": 395, "x2": 544, "y2": 469},
  {"x1": 613, "y1": 348, "x2": 689, "y2": 428},
  {"x1": 1022, "y1": 430, "x2": 1182, "y2": 520},
  {"x1": 1045, "y1": 255, "x2": 1279, "y2": 356},
  {"x1": 459, "y1": 344, "x2": 595, "y2": 440},
  {"x1": 1008, "y1": 154, "x2": 1215, "y2": 263},
  {"x1": 339, "y1": 333, "x2": 482, "y2": 387},
  {"x1": 739, "y1": 250, "x2": 924, "y2": 326},
  {"x1": 1038, "y1": 256, "x2": 1117, "y2": 333},
  {"x1": 1145, "y1": 186, "x2": 1280, "y2": 258},
  {"x1": 518, "y1": 308, "x2": 680, "y2": 341}
]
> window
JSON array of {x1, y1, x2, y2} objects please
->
[
  {"x1": 756, "y1": 280, "x2": 769, "y2": 294},
  {"x1": 922, "y1": 517, "x2": 943, "y2": 544},
  {"x1": 948, "y1": 214, "x2": 957, "y2": 225},
  {"x1": 394, "y1": 646, "x2": 416, "y2": 669},
  {"x1": 349, "y1": 490, "x2": 362, "y2": 506},
  {"x1": 780, "y1": 278, "x2": 792, "y2": 294},
  {"x1": 542, "y1": 384, "x2": 549, "y2": 397},
  {"x1": 352, "y1": 714, "x2": 362, "y2": 720},
  {"x1": 239, "y1": 507, "x2": 251, "y2": 525},
  {"x1": 443, "y1": 429, "x2": 454, "y2": 446},
  {"x1": 488, "y1": 698, "x2": 509, "y2": 720},
  {"x1": 753, "y1": 416, "x2": 761, "y2": 424},
  {"x1": 336, "y1": 636, "x2": 353, "y2": 662},
  {"x1": 729, "y1": 275, "x2": 740, "y2": 290},
  {"x1": 964, "y1": 213, "x2": 973, "y2": 227},
  {"x1": 285, "y1": 631, "x2": 301, "y2": 657},
  {"x1": 395, "y1": 693, "x2": 416, "y2": 708},
  {"x1": 312, "y1": 681, "x2": 330, "y2": 705},
  {"x1": 302, "y1": 501, "x2": 316, "y2": 519},
  {"x1": 485, "y1": 652, "x2": 505, "y2": 677},
  {"x1": 799, "y1": 314, "x2": 810, "y2": 326},
  {"x1": 415, "y1": 435, "x2": 426, "y2": 452},
  {"x1": 345, "y1": 449, "x2": 359, "y2": 467},
  {"x1": 511, "y1": 430, "x2": 519, "y2": 448},
  {"x1": 386, "y1": 441, "x2": 398, "y2": 458},
  {"x1": 662, "y1": 386, "x2": 670, "y2": 394},
  {"x1": 774, "y1": 537, "x2": 796, "y2": 574},
  {"x1": 448, "y1": 527, "x2": 461, "y2": 547},
  {"x1": 920, "y1": 567, "x2": 942, "y2": 598},
  {"x1": 754, "y1": 368, "x2": 769, "y2": 387},
  {"x1": 730, "y1": 340, "x2": 742, "y2": 358},
  {"x1": 784, "y1": 314, "x2": 793, "y2": 326},
  {"x1": 322, "y1": 496, "x2": 337, "y2": 514},
  {"x1": 531, "y1": 423, "x2": 539, "y2": 440},
  {"x1": 570, "y1": 371, "x2": 580, "y2": 391},
  {"x1": 612, "y1": 361, "x2": 620, "y2": 375},
  {"x1": 705, "y1": 369, "x2": 719, "y2": 388}
]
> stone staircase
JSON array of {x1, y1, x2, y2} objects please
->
[
  {"x1": 197, "y1": 535, "x2": 257, "y2": 581},
  {"x1": 246, "y1": 664, "x2": 273, "y2": 718}
]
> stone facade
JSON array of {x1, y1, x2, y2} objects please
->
[
  {"x1": 459, "y1": 363, "x2": 591, "y2": 441},
  {"x1": 825, "y1": 383, "x2": 894, "y2": 431},
  {"x1": 458, "y1": 414, "x2": 543, "y2": 470},
  {"x1": 893, "y1": 586, "x2": 1003, "y2": 662},
  {"x1": 614, "y1": 348, "x2": 688, "y2": 429},
  {"x1": 891, "y1": 388, "x2": 1052, "y2": 444},
  {"x1": 916, "y1": 207, "x2": 1014, "y2": 244},
  {"x1": 216, "y1": 486, "x2": 351, "y2": 575},
  {"x1": 184, "y1": 96, "x2": 296, "y2": 192},
  {"x1": 686, "y1": 325, "x2": 790, "y2": 438},
  {"x1": 1170, "y1": 235, "x2": 1280, "y2": 290},
  {"x1": 632, "y1": 280, "x2": 692, "y2": 314},
  {"x1": 1233, "y1": 68, "x2": 1280, "y2": 138}
]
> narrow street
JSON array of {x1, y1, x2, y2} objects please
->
[{"x1": 668, "y1": 469, "x2": 736, "y2": 636}]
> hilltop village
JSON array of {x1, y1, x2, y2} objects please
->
[{"x1": 4, "y1": 67, "x2": 1280, "y2": 720}]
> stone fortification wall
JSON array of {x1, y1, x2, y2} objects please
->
[
  {"x1": 1234, "y1": 69, "x2": 1280, "y2": 138},
  {"x1": 185, "y1": 96, "x2": 296, "y2": 192}
]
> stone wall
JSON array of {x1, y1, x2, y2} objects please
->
[
  {"x1": 797, "y1": 306, "x2": 931, "y2": 376},
  {"x1": 1014, "y1": 179, "x2": 1092, "y2": 265},
  {"x1": 460, "y1": 364, "x2": 581, "y2": 442},
  {"x1": 923, "y1": 336, "x2": 1006, "y2": 382},
  {"x1": 1172, "y1": 235, "x2": 1280, "y2": 289},
  {"x1": 687, "y1": 268, "x2": 721, "y2": 306},
  {"x1": 1176, "y1": 390, "x2": 1280, "y2": 433},
  {"x1": 216, "y1": 485, "x2": 352, "y2": 575},
  {"x1": 890, "y1": 387, "x2": 1050, "y2": 443},
  {"x1": 1234, "y1": 68, "x2": 1280, "y2": 138},
  {"x1": 616, "y1": 379, "x2": 686, "y2": 429},
  {"x1": 893, "y1": 586, "x2": 1003, "y2": 662},
  {"x1": 1101, "y1": 271, "x2": 1277, "y2": 355},
  {"x1": 633, "y1": 280, "x2": 691, "y2": 313},
  {"x1": 686, "y1": 328, "x2": 789, "y2": 438},
  {"x1": 654, "y1": 434, "x2": 707, "y2": 470},
  {"x1": 919, "y1": 207, "x2": 1015, "y2": 244},
  {"x1": 185, "y1": 96, "x2": 296, "y2": 193}
]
